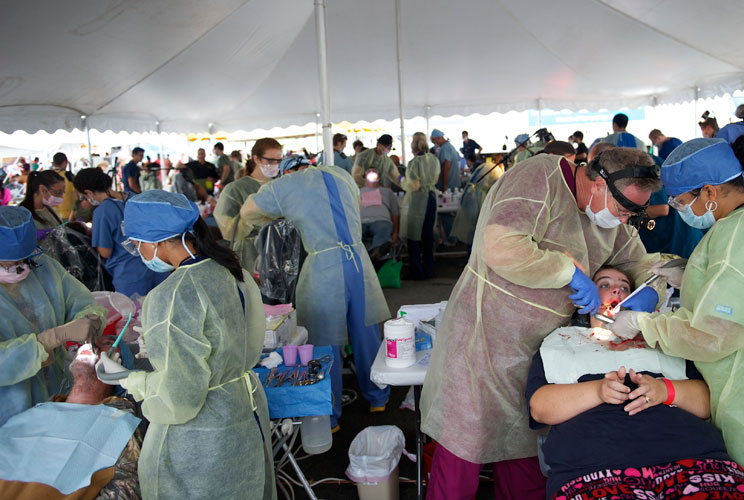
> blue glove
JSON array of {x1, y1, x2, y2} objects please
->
[
  {"x1": 568, "y1": 266, "x2": 601, "y2": 315},
  {"x1": 621, "y1": 286, "x2": 659, "y2": 313}
]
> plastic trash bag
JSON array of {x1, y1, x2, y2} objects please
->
[
  {"x1": 346, "y1": 425, "x2": 409, "y2": 483},
  {"x1": 254, "y1": 219, "x2": 301, "y2": 304},
  {"x1": 39, "y1": 225, "x2": 112, "y2": 292}
]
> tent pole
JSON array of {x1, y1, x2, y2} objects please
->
[
  {"x1": 394, "y1": 0, "x2": 406, "y2": 165},
  {"x1": 693, "y1": 87, "x2": 700, "y2": 138},
  {"x1": 537, "y1": 99, "x2": 543, "y2": 129},
  {"x1": 83, "y1": 115, "x2": 93, "y2": 167},
  {"x1": 157, "y1": 121, "x2": 165, "y2": 185},
  {"x1": 315, "y1": 113, "x2": 321, "y2": 154},
  {"x1": 425, "y1": 105, "x2": 431, "y2": 138},
  {"x1": 314, "y1": 0, "x2": 333, "y2": 164}
]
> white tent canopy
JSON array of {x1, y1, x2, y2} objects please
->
[{"x1": 1, "y1": 0, "x2": 743, "y2": 134}]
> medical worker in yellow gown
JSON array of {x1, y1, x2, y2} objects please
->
[
  {"x1": 96, "y1": 190, "x2": 275, "y2": 500},
  {"x1": 421, "y1": 148, "x2": 663, "y2": 500},
  {"x1": 610, "y1": 138, "x2": 744, "y2": 465}
]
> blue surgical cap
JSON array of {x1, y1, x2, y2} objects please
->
[
  {"x1": 280, "y1": 154, "x2": 311, "y2": 174},
  {"x1": 123, "y1": 190, "x2": 200, "y2": 243},
  {"x1": 431, "y1": 129, "x2": 445, "y2": 138},
  {"x1": 0, "y1": 206, "x2": 37, "y2": 260},
  {"x1": 515, "y1": 134, "x2": 529, "y2": 145},
  {"x1": 661, "y1": 138, "x2": 743, "y2": 196}
]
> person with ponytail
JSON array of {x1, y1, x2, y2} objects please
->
[
  {"x1": 20, "y1": 170, "x2": 66, "y2": 230},
  {"x1": 73, "y1": 168, "x2": 167, "y2": 297},
  {"x1": 96, "y1": 190, "x2": 275, "y2": 499}
]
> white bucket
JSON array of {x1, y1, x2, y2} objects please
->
[{"x1": 384, "y1": 318, "x2": 415, "y2": 368}]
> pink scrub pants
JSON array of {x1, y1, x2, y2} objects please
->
[{"x1": 427, "y1": 443, "x2": 546, "y2": 500}]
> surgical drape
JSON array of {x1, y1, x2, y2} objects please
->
[
  {"x1": 400, "y1": 153, "x2": 440, "y2": 241},
  {"x1": 213, "y1": 176, "x2": 262, "y2": 272},
  {"x1": 0, "y1": 255, "x2": 106, "y2": 426},
  {"x1": 126, "y1": 259, "x2": 275, "y2": 499},
  {"x1": 639, "y1": 207, "x2": 744, "y2": 465},
  {"x1": 420, "y1": 155, "x2": 660, "y2": 463}
]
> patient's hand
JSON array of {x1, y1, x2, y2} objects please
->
[
  {"x1": 598, "y1": 366, "x2": 630, "y2": 405},
  {"x1": 624, "y1": 369, "x2": 664, "y2": 415}
]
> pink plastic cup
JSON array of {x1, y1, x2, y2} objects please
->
[
  {"x1": 282, "y1": 345, "x2": 298, "y2": 366},
  {"x1": 298, "y1": 344, "x2": 314, "y2": 366}
]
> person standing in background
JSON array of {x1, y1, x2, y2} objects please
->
[{"x1": 121, "y1": 147, "x2": 143, "y2": 196}]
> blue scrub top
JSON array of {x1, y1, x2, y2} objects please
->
[
  {"x1": 716, "y1": 122, "x2": 744, "y2": 144},
  {"x1": 658, "y1": 137, "x2": 682, "y2": 160},
  {"x1": 91, "y1": 198, "x2": 166, "y2": 291},
  {"x1": 639, "y1": 186, "x2": 704, "y2": 259},
  {"x1": 436, "y1": 141, "x2": 461, "y2": 191}
]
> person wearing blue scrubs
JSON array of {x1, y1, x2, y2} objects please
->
[
  {"x1": 601, "y1": 113, "x2": 647, "y2": 151},
  {"x1": 239, "y1": 157, "x2": 391, "y2": 430},
  {"x1": 716, "y1": 105, "x2": 744, "y2": 145},
  {"x1": 0, "y1": 206, "x2": 106, "y2": 426},
  {"x1": 73, "y1": 168, "x2": 167, "y2": 298}
]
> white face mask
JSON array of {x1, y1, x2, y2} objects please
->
[
  {"x1": 585, "y1": 187, "x2": 622, "y2": 229},
  {"x1": 259, "y1": 163, "x2": 279, "y2": 179},
  {"x1": 0, "y1": 263, "x2": 31, "y2": 284},
  {"x1": 43, "y1": 190, "x2": 64, "y2": 207}
]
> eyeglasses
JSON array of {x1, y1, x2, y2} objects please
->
[
  {"x1": 259, "y1": 156, "x2": 282, "y2": 165},
  {"x1": 667, "y1": 195, "x2": 694, "y2": 211},
  {"x1": 121, "y1": 239, "x2": 141, "y2": 256},
  {"x1": 47, "y1": 187, "x2": 66, "y2": 197}
]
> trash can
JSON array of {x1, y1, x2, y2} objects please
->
[{"x1": 346, "y1": 426, "x2": 406, "y2": 500}]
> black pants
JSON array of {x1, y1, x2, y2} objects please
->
[{"x1": 408, "y1": 192, "x2": 436, "y2": 279}]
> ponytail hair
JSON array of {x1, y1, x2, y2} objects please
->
[
  {"x1": 182, "y1": 217, "x2": 244, "y2": 281},
  {"x1": 21, "y1": 170, "x2": 65, "y2": 223}
]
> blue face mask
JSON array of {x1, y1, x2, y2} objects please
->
[
  {"x1": 677, "y1": 197, "x2": 717, "y2": 229},
  {"x1": 138, "y1": 242, "x2": 175, "y2": 273}
]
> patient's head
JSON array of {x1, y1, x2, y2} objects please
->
[
  {"x1": 590, "y1": 267, "x2": 633, "y2": 328},
  {"x1": 66, "y1": 339, "x2": 120, "y2": 404}
]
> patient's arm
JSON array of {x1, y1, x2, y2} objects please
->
[
  {"x1": 625, "y1": 369, "x2": 710, "y2": 419},
  {"x1": 530, "y1": 366, "x2": 631, "y2": 425}
]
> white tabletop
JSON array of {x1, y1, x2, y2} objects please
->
[{"x1": 370, "y1": 342, "x2": 430, "y2": 389}]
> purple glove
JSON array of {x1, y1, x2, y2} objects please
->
[{"x1": 36, "y1": 228, "x2": 53, "y2": 241}]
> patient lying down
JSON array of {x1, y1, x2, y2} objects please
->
[{"x1": 527, "y1": 267, "x2": 744, "y2": 500}]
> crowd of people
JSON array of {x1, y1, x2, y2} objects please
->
[{"x1": 1, "y1": 103, "x2": 744, "y2": 499}]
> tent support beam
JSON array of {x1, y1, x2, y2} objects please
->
[
  {"x1": 425, "y1": 105, "x2": 431, "y2": 138},
  {"x1": 314, "y1": 0, "x2": 333, "y2": 163},
  {"x1": 395, "y1": 0, "x2": 406, "y2": 165},
  {"x1": 83, "y1": 115, "x2": 93, "y2": 167}
]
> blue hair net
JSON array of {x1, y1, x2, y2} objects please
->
[
  {"x1": 661, "y1": 138, "x2": 743, "y2": 196},
  {"x1": 123, "y1": 190, "x2": 200, "y2": 243},
  {"x1": 515, "y1": 133, "x2": 529, "y2": 145},
  {"x1": 0, "y1": 206, "x2": 37, "y2": 260},
  {"x1": 280, "y1": 155, "x2": 311, "y2": 174},
  {"x1": 430, "y1": 129, "x2": 445, "y2": 138}
]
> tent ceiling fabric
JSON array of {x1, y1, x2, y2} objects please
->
[{"x1": 1, "y1": 0, "x2": 742, "y2": 134}]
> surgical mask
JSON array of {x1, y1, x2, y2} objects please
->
[
  {"x1": 138, "y1": 242, "x2": 175, "y2": 273},
  {"x1": 585, "y1": 188, "x2": 622, "y2": 229},
  {"x1": 43, "y1": 192, "x2": 64, "y2": 207},
  {"x1": 87, "y1": 197, "x2": 101, "y2": 206},
  {"x1": 0, "y1": 263, "x2": 31, "y2": 283},
  {"x1": 677, "y1": 197, "x2": 717, "y2": 229},
  {"x1": 381, "y1": 147, "x2": 391, "y2": 155},
  {"x1": 260, "y1": 163, "x2": 279, "y2": 179}
]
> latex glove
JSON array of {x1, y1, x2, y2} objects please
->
[
  {"x1": 608, "y1": 310, "x2": 645, "y2": 339},
  {"x1": 133, "y1": 326, "x2": 148, "y2": 359},
  {"x1": 649, "y1": 261, "x2": 684, "y2": 289},
  {"x1": 95, "y1": 351, "x2": 129, "y2": 387},
  {"x1": 621, "y1": 286, "x2": 659, "y2": 313},
  {"x1": 568, "y1": 266, "x2": 601, "y2": 315},
  {"x1": 37, "y1": 315, "x2": 103, "y2": 352}
]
